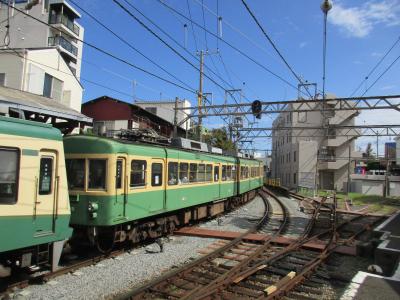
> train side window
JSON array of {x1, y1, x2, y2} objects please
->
[
  {"x1": 206, "y1": 164, "x2": 212, "y2": 182},
  {"x1": 222, "y1": 165, "x2": 227, "y2": 181},
  {"x1": 151, "y1": 163, "x2": 163, "y2": 186},
  {"x1": 179, "y1": 163, "x2": 189, "y2": 184},
  {"x1": 88, "y1": 159, "x2": 107, "y2": 190},
  {"x1": 66, "y1": 159, "x2": 85, "y2": 190},
  {"x1": 240, "y1": 166, "x2": 245, "y2": 179},
  {"x1": 131, "y1": 160, "x2": 147, "y2": 187},
  {"x1": 189, "y1": 163, "x2": 197, "y2": 183},
  {"x1": 214, "y1": 166, "x2": 219, "y2": 182},
  {"x1": 0, "y1": 148, "x2": 19, "y2": 204},
  {"x1": 168, "y1": 162, "x2": 178, "y2": 185},
  {"x1": 246, "y1": 167, "x2": 249, "y2": 178},
  {"x1": 39, "y1": 157, "x2": 53, "y2": 195},
  {"x1": 232, "y1": 166, "x2": 237, "y2": 180},
  {"x1": 226, "y1": 165, "x2": 232, "y2": 181},
  {"x1": 198, "y1": 164, "x2": 205, "y2": 182}
]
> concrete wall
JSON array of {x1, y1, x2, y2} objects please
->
[
  {"x1": 0, "y1": 53, "x2": 24, "y2": 90},
  {"x1": 135, "y1": 99, "x2": 192, "y2": 130},
  {"x1": 0, "y1": 49, "x2": 83, "y2": 111},
  {"x1": 350, "y1": 175, "x2": 400, "y2": 196}
]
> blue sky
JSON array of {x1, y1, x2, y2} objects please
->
[{"x1": 76, "y1": 0, "x2": 400, "y2": 155}]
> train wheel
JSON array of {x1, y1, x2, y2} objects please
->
[{"x1": 96, "y1": 227, "x2": 116, "y2": 254}]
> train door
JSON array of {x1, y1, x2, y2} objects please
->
[
  {"x1": 115, "y1": 156, "x2": 127, "y2": 217},
  {"x1": 34, "y1": 150, "x2": 57, "y2": 236},
  {"x1": 150, "y1": 159, "x2": 165, "y2": 212}
]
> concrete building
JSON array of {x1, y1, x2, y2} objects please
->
[
  {"x1": 0, "y1": 0, "x2": 84, "y2": 111},
  {"x1": 271, "y1": 97, "x2": 359, "y2": 192},
  {"x1": 82, "y1": 96, "x2": 186, "y2": 138},
  {"x1": 134, "y1": 99, "x2": 192, "y2": 131}
]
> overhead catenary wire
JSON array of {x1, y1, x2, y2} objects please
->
[
  {"x1": 113, "y1": 0, "x2": 236, "y2": 94},
  {"x1": 156, "y1": 0, "x2": 306, "y2": 97},
  {"x1": 186, "y1": 0, "x2": 199, "y2": 52},
  {"x1": 361, "y1": 53, "x2": 400, "y2": 96},
  {"x1": 2, "y1": 2, "x2": 197, "y2": 94},
  {"x1": 69, "y1": 0, "x2": 196, "y2": 94},
  {"x1": 350, "y1": 35, "x2": 400, "y2": 97},
  {"x1": 240, "y1": 0, "x2": 313, "y2": 99}
]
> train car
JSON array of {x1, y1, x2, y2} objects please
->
[
  {"x1": 63, "y1": 135, "x2": 263, "y2": 251},
  {"x1": 0, "y1": 116, "x2": 72, "y2": 277}
]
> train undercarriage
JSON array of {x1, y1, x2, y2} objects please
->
[{"x1": 71, "y1": 189, "x2": 258, "y2": 253}]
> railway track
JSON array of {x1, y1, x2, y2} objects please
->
[
  {"x1": 119, "y1": 187, "x2": 387, "y2": 299},
  {"x1": 119, "y1": 187, "x2": 323, "y2": 300}
]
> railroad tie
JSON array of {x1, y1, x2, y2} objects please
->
[{"x1": 264, "y1": 271, "x2": 296, "y2": 295}]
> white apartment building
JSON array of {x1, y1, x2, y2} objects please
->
[
  {"x1": 0, "y1": 0, "x2": 84, "y2": 111},
  {"x1": 135, "y1": 99, "x2": 192, "y2": 131},
  {"x1": 271, "y1": 97, "x2": 359, "y2": 192}
]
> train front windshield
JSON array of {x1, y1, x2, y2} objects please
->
[{"x1": 66, "y1": 159, "x2": 107, "y2": 191}]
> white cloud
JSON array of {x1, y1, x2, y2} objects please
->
[{"x1": 329, "y1": 1, "x2": 400, "y2": 38}]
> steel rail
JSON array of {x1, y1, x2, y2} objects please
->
[
  {"x1": 118, "y1": 191, "x2": 272, "y2": 299},
  {"x1": 178, "y1": 189, "x2": 290, "y2": 300}
]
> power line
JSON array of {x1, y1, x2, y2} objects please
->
[
  {"x1": 156, "y1": 0, "x2": 305, "y2": 96},
  {"x1": 350, "y1": 35, "x2": 400, "y2": 97},
  {"x1": 3, "y1": 49, "x2": 136, "y2": 99},
  {"x1": 361, "y1": 53, "x2": 400, "y2": 96},
  {"x1": 69, "y1": 0, "x2": 196, "y2": 94},
  {"x1": 240, "y1": 0, "x2": 313, "y2": 98},
  {"x1": 3, "y1": 2, "x2": 196, "y2": 94},
  {"x1": 118, "y1": 0, "x2": 248, "y2": 104},
  {"x1": 186, "y1": 0, "x2": 199, "y2": 51}
]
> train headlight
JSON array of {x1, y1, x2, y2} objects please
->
[{"x1": 88, "y1": 202, "x2": 99, "y2": 212}]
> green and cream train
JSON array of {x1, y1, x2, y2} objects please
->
[
  {"x1": 64, "y1": 135, "x2": 263, "y2": 251},
  {"x1": 0, "y1": 116, "x2": 263, "y2": 275},
  {"x1": 0, "y1": 116, "x2": 72, "y2": 277}
]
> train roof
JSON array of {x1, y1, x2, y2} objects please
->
[
  {"x1": 0, "y1": 115, "x2": 62, "y2": 141},
  {"x1": 64, "y1": 135, "x2": 261, "y2": 164}
]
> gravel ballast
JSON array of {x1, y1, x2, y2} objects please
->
[{"x1": 8, "y1": 196, "x2": 266, "y2": 300}]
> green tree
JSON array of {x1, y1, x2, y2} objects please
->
[
  {"x1": 204, "y1": 127, "x2": 236, "y2": 151},
  {"x1": 365, "y1": 143, "x2": 374, "y2": 158}
]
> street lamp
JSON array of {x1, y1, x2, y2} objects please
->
[{"x1": 321, "y1": 0, "x2": 332, "y2": 100}]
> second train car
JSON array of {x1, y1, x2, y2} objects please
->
[{"x1": 63, "y1": 135, "x2": 263, "y2": 251}]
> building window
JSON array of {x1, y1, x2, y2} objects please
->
[
  {"x1": 43, "y1": 73, "x2": 53, "y2": 98},
  {"x1": 151, "y1": 163, "x2": 163, "y2": 186},
  {"x1": 293, "y1": 173, "x2": 297, "y2": 185},
  {"x1": 131, "y1": 160, "x2": 146, "y2": 187},
  {"x1": 88, "y1": 159, "x2": 107, "y2": 190},
  {"x1": 145, "y1": 107, "x2": 157, "y2": 115},
  {"x1": 179, "y1": 163, "x2": 189, "y2": 184},
  {"x1": 43, "y1": 73, "x2": 63, "y2": 100},
  {"x1": 66, "y1": 159, "x2": 85, "y2": 190},
  {"x1": 168, "y1": 162, "x2": 178, "y2": 185},
  {"x1": 0, "y1": 73, "x2": 5, "y2": 86},
  {"x1": 0, "y1": 148, "x2": 19, "y2": 204},
  {"x1": 294, "y1": 151, "x2": 297, "y2": 162}
]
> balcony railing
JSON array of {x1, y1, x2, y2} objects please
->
[
  {"x1": 48, "y1": 36, "x2": 78, "y2": 56},
  {"x1": 49, "y1": 14, "x2": 80, "y2": 36}
]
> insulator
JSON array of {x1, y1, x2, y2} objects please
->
[
  {"x1": 184, "y1": 24, "x2": 188, "y2": 48},
  {"x1": 218, "y1": 16, "x2": 223, "y2": 38}
]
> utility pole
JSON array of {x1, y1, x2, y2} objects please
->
[
  {"x1": 197, "y1": 50, "x2": 204, "y2": 142},
  {"x1": 173, "y1": 97, "x2": 179, "y2": 138}
]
